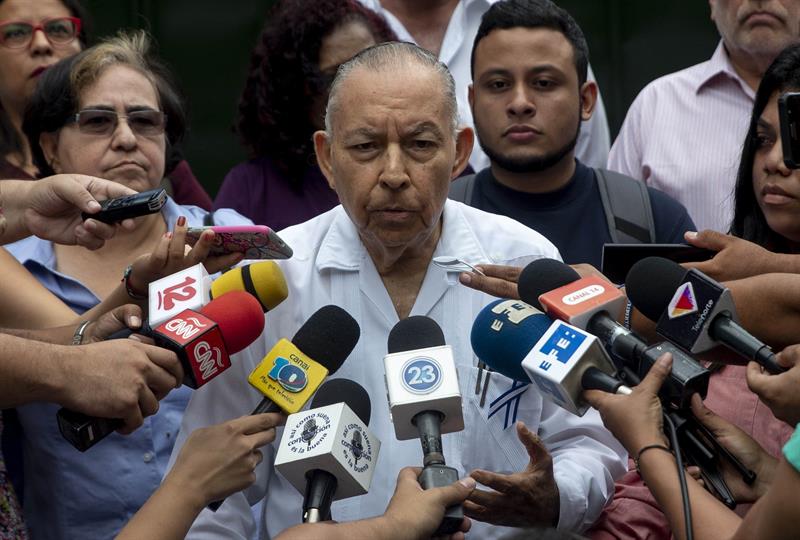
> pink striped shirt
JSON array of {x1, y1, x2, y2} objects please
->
[{"x1": 608, "y1": 42, "x2": 755, "y2": 233}]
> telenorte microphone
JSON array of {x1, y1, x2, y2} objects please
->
[
  {"x1": 470, "y1": 299, "x2": 629, "y2": 416},
  {"x1": 385, "y1": 316, "x2": 463, "y2": 536},
  {"x1": 249, "y1": 305, "x2": 361, "y2": 415},
  {"x1": 625, "y1": 257, "x2": 785, "y2": 374},
  {"x1": 518, "y1": 258, "x2": 709, "y2": 408},
  {"x1": 273, "y1": 378, "x2": 379, "y2": 523},
  {"x1": 57, "y1": 291, "x2": 266, "y2": 452}
]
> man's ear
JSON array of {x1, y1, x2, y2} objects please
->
[
  {"x1": 708, "y1": 0, "x2": 718, "y2": 22},
  {"x1": 451, "y1": 126, "x2": 474, "y2": 180},
  {"x1": 313, "y1": 130, "x2": 336, "y2": 190},
  {"x1": 39, "y1": 132, "x2": 61, "y2": 173},
  {"x1": 579, "y1": 80, "x2": 598, "y2": 122},
  {"x1": 468, "y1": 83, "x2": 475, "y2": 115}
]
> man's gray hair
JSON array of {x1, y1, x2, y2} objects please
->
[{"x1": 324, "y1": 41, "x2": 459, "y2": 135}]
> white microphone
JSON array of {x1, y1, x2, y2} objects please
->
[
  {"x1": 383, "y1": 316, "x2": 464, "y2": 536},
  {"x1": 275, "y1": 378, "x2": 379, "y2": 523}
]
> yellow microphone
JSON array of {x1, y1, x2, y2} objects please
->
[{"x1": 211, "y1": 261, "x2": 288, "y2": 312}]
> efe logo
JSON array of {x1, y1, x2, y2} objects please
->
[
  {"x1": 268, "y1": 356, "x2": 309, "y2": 392},
  {"x1": 667, "y1": 282, "x2": 698, "y2": 319}
]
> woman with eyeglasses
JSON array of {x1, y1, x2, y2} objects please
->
[
  {"x1": 213, "y1": 0, "x2": 396, "y2": 231},
  {"x1": 2, "y1": 31, "x2": 252, "y2": 540},
  {"x1": 0, "y1": 0, "x2": 213, "y2": 209}
]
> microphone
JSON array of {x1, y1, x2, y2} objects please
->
[
  {"x1": 471, "y1": 299, "x2": 630, "y2": 416},
  {"x1": 248, "y1": 305, "x2": 360, "y2": 415},
  {"x1": 57, "y1": 291, "x2": 266, "y2": 451},
  {"x1": 518, "y1": 259, "x2": 709, "y2": 408},
  {"x1": 149, "y1": 261, "x2": 288, "y2": 327},
  {"x1": 625, "y1": 257, "x2": 784, "y2": 374},
  {"x1": 384, "y1": 316, "x2": 463, "y2": 536},
  {"x1": 274, "y1": 379, "x2": 379, "y2": 523}
]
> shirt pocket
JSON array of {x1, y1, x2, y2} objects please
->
[{"x1": 453, "y1": 365, "x2": 542, "y2": 476}]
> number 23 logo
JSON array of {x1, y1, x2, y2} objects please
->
[{"x1": 402, "y1": 357, "x2": 442, "y2": 394}]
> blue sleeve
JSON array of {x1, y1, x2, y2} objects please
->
[{"x1": 647, "y1": 187, "x2": 697, "y2": 243}]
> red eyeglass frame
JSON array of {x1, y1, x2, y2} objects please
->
[{"x1": 0, "y1": 16, "x2": 82, "y2": 48}]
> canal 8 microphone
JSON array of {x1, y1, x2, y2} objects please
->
[
  {"x1": 384, "y1": 316, "x2": 463, "y2": 536},
  {"x1": 248, "y1": 305, "x2": 360, "y2": 415},
  {"x1": 518, "y1": 259, "x2": 709, "y2": 409},
  {"x1": 471, "y1": 299, "x2": 629, "y2": 416},
  {"x1": 57, "y1": 291, "x2": 266, "y2": 452},
  {"x1": 625, "y1": 257, "x2": 785, "y2": 374},
  {"x1": 275, "y1": 379, "x2": 379, "y2": 523},
  {"x1": 148, "y1": 261, "x2": 288, "y2": 327}
]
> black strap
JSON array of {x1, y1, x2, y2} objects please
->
[
  {"x1": 595, "y1": 168, "x2": 655, "y2": 244},
  {"x1": 448, "y1": 173, "x2": 476, "y2": 204}
]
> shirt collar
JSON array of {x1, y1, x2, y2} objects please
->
[
  {"x1": 696, "y1": 40, "x2": 755, "y2": 99},
  {"x1": 314, "y1": 200, "x2": 487, "y2": 273}
]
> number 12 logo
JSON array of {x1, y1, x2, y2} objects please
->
[{"x1": 401, "y1": 357, "x2": 442, "y2": 394}]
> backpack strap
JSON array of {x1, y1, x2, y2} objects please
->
[
  {"x1": 448, "y1": 173, "x2": 477, "y2": 204},
  {"x1": 595, "y1": 168, "x2": 655, "y2": 244}
]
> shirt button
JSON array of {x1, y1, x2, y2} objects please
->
[{"x1": 143, "y1": 452, "x2": 154, "y2": 463}]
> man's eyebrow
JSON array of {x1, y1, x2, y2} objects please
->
[
  {"x1": 342, "y1": 127, "x2": 379, "y2": 139},
  {"x1": 406, "y1": 122, "x2": 444, "y2": 140}
]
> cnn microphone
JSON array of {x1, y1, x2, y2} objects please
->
[
  {"x1": 384, "y1": 316, "x2": 463, "y2": 536},
  {"x1": 274, "y1": 379, "x2": 379, "y2": 523},
  {"x1": 248, "y1": 305, "x2": 360, "y2": 415},
  {"x1": 518, "y1": 259, "x2": 709, "y2": 408},
  {"x1": 625, "y1": 257, "x2": 785, "y2": 374},
  {"x1": 57, "y1": 291, "x2": 266, "y2": 451},
  {"x1": 148, "y1": 261, "x2": 288, "y2": 327},
  {"x1": 471, "y1": 299, "x2": 630, "y2": 416}
]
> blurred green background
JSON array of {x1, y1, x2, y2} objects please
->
[{"x1": 83, "y1": 0, "x2": 719, "y2": 197}]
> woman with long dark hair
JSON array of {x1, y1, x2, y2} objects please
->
[{"x1": 213, "y1": 0, "x2": 395, "y2": 230}]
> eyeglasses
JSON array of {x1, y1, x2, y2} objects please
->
[
  {"x1": 0, "y1": 17, "x2": 81, "y2": 49},
  {"x1": 67, "y1": 109, "x2": 168, "y2": 137}
]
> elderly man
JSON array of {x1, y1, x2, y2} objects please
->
[
  {"x1": 170, "y1": 42, "x2": 626, "y2": 539},
  {"x1": 609, "y1": 0, "x2": 800, "y2": 233}
]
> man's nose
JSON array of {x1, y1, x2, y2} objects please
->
[
  {"x1": 507, "y1": 84, "x2": 535, "y2": 118},
  {"x1": 379, "y1": 144, "x2": 411, "y2": 189}
]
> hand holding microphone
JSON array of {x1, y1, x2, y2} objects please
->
[{"x1": 746, "y1": 344, "x2": 800, "y2": 426}]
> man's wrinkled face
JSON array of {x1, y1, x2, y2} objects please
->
[
  {"x1": 710, "y1": 0, "x2": 800, "y2": 57},
  {"x1": 314, "y1": 63, "x2": 471, "y2": 251}
]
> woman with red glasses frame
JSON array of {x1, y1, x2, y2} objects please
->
[{"x1": 0, "y1": 0, "x2": 213, "y2": 210}]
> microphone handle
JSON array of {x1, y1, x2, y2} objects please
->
[
  {"x1": 711, "y1": 317, "x2": 786, "y2": 374},
  {"x1": 580, "y1": 367, "x2": 631, "y2": 395},
  {"x1": 56, "y1": 408, "x2": 123, "y2": 452},
  {"x1": 302, "y1": 469, "x2": 338, "y2": 523},
  {"x1": 251, "y1": 397, "x2": 283, "y2": 415}
]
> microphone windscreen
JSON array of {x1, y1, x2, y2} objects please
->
[
  {"x1": 518, "y1": 258, "x2": 580, "y2": 309},
  {"x1": 470, "y1": 299, "x2": 552, "y2": 382},
  {"x1": 200, "y1": 291, "x2": 265, "y2": 353},
  {"x1": 625, "y1": 256, "x2": 688, "y2": 321},
  {"x1": 310, "y1": 378, "x2": 372, "y2": 424},
  {"x1": 211, "y1": 262, "x2": 288, "y2": 312},
  {"x1": 292, "y1": 305, "x2": 360, "y2": 374},
  {"x1": 387, "y1": 316, "x2": 446, "y2": 354}
]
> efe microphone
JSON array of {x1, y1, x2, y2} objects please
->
[
  {"x1": 57, "y1": 291, "x2": 266, "y2": 451},
  {"x1": 625, "y1": 257, "x2": 785, "y2": 374},
  {"x1": 518, "y1": 259, "x2": 709, "y2": 408},
  {"x1": 471, "y1": 299, "x2": 630, "y2": 416},
  {"x1": 384, "y1": 316, "x2": 463, "y2": 535},
  {"x1": 274, "y1": 379, "x2": 379, "y2": 523}
]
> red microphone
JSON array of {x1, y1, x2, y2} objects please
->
[{"x1": 57, "y1": 291, "x2": 265, "y2": 452}]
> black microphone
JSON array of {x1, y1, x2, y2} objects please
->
[
  {"x1": 301, "y1": 379, "x2": 372, "y2": 523},
  {"x1": 385, "y1": 316, "x2": 464, "y2": 536},
  {"x1": 518, "y1": 259, "x2": 709, "y2": 408},
  {"x1": 625, "y1": 257, "x2": 785, "y2": 374}
]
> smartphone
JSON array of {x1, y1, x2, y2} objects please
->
[
  {"x1": 185, "y1": 225, "x2": 293, "y2": 259},
  {"x1": 779, "y1": 92, "x2": 800, "y2": 169},
  {"x1": 82, "y1": 188, "x2": 167, "y2": 223},
  {"x1": 601, "y1": 243, "x2": 715, "y2": 284}
]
